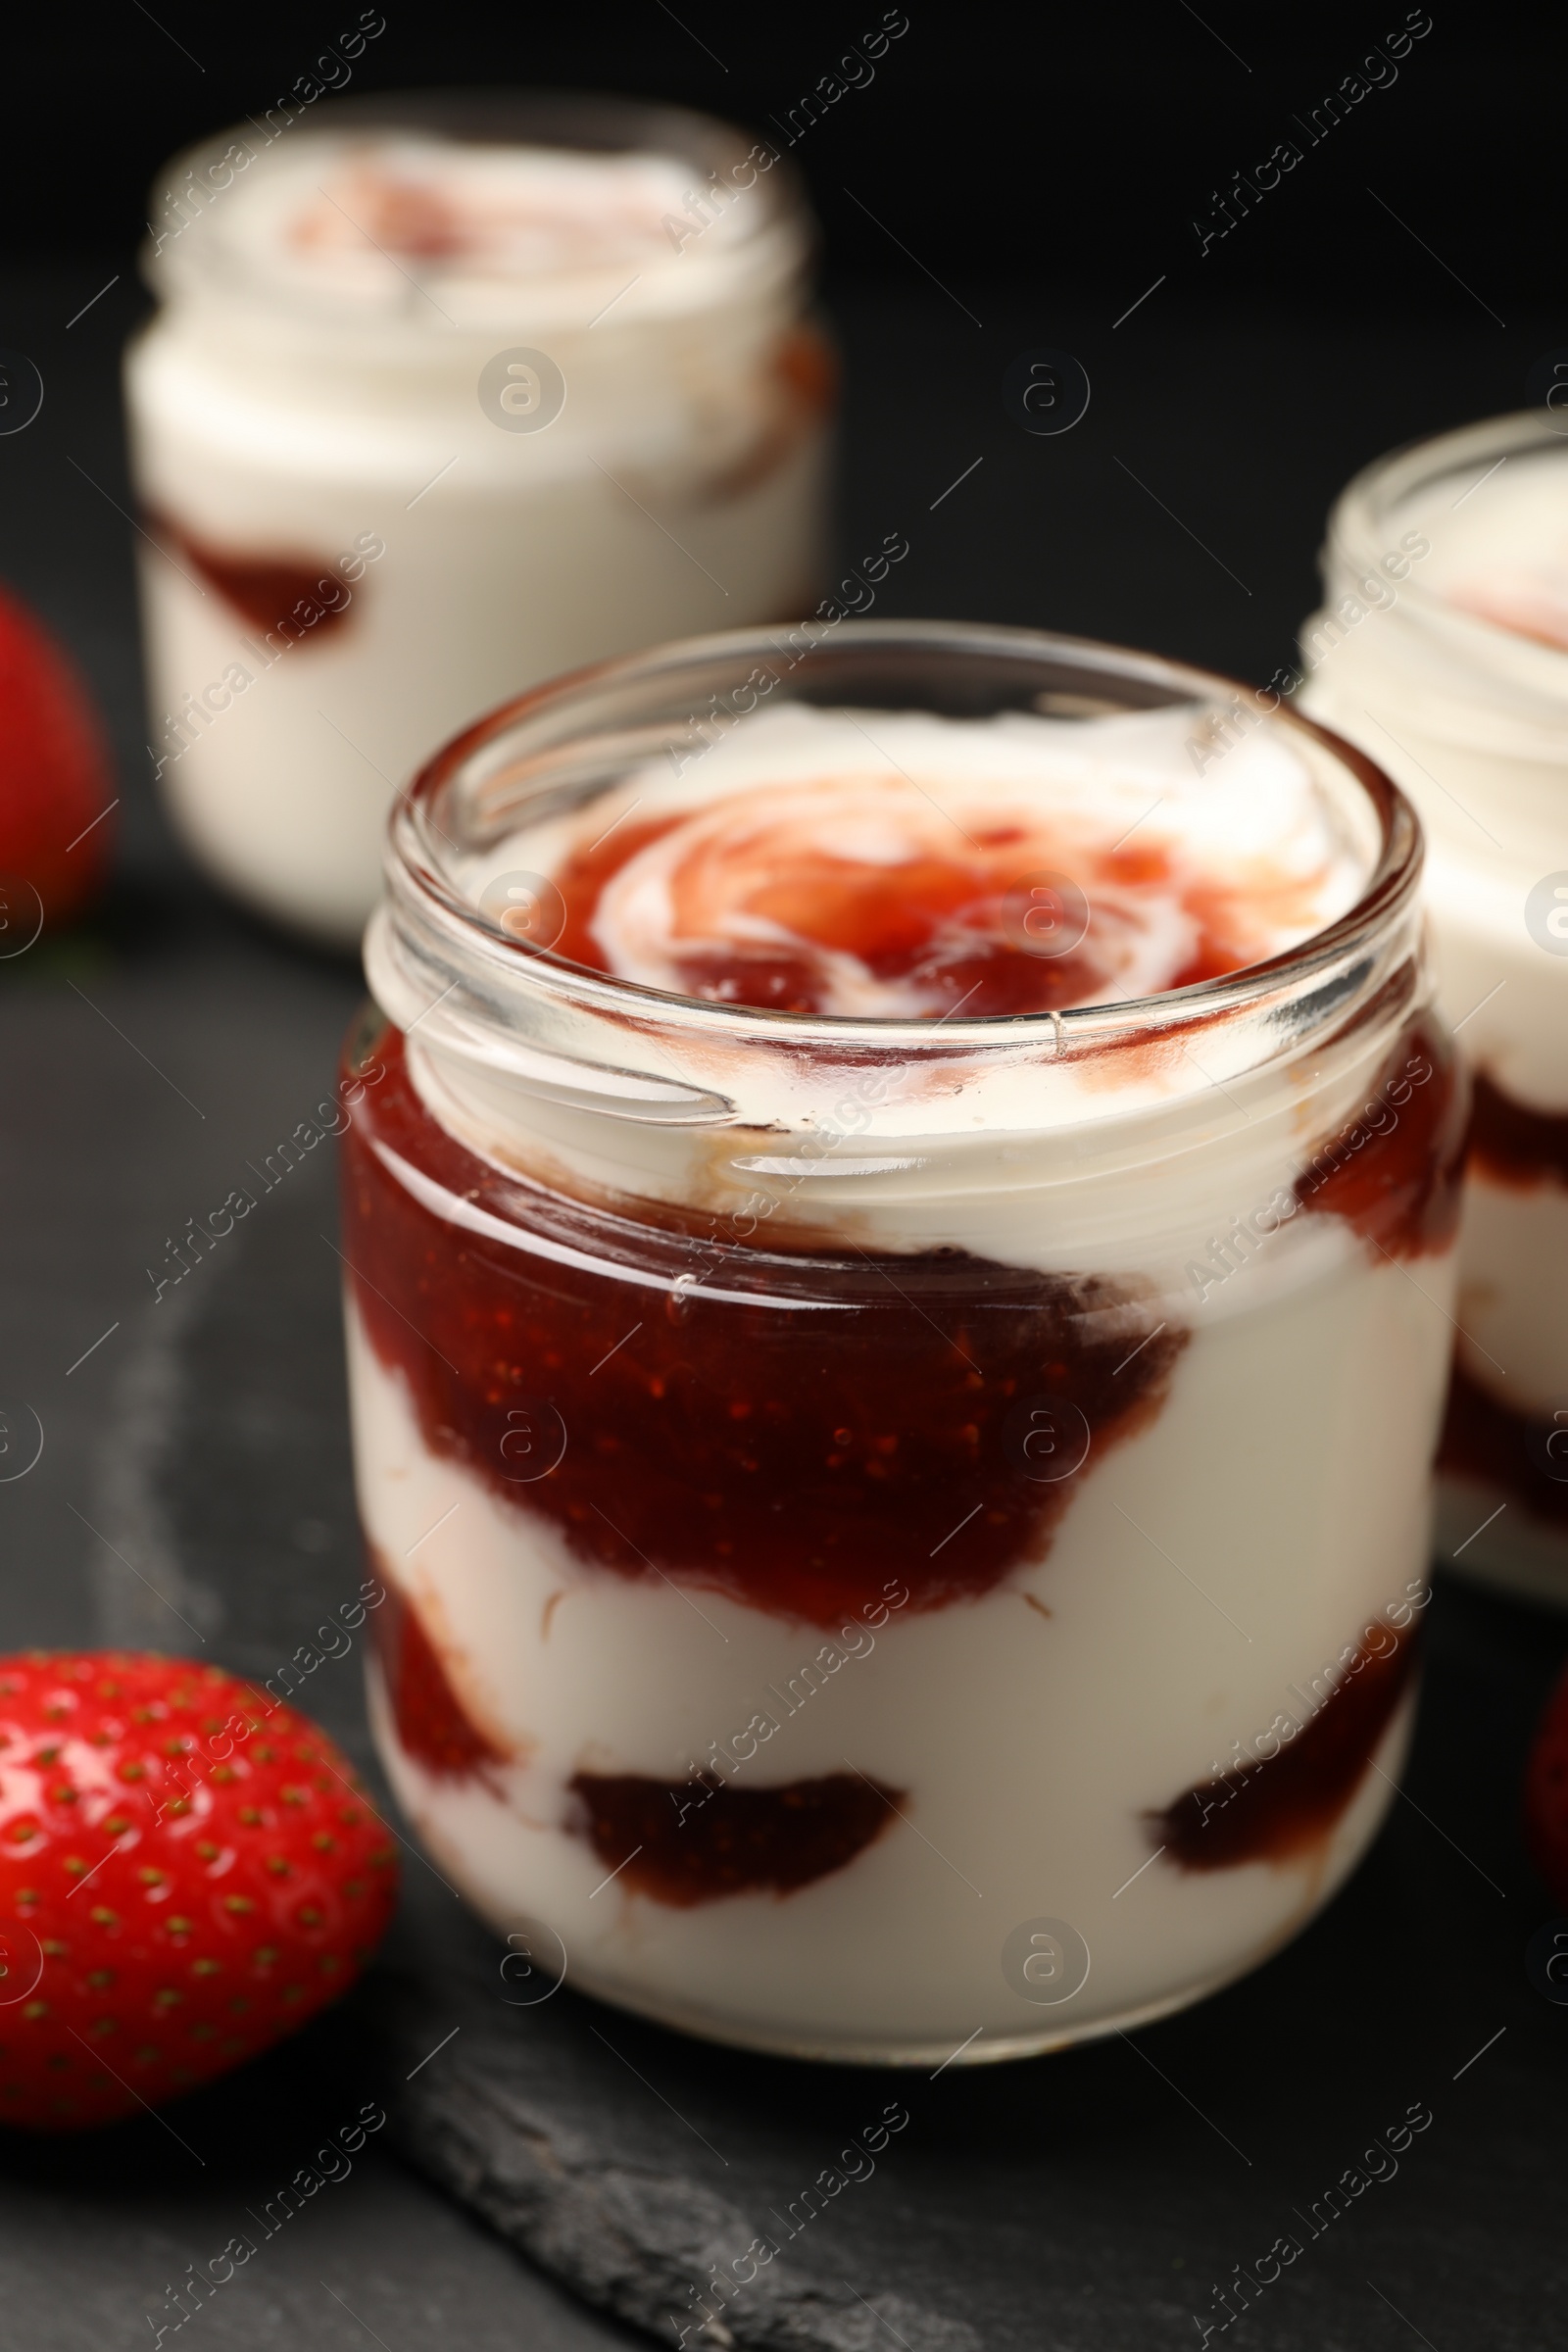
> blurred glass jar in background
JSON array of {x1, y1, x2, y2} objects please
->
[
  {"x1": 125, "y1": 90, "x2": 833, "y2": 948},
  {"x1": 1301, "y1": 412, "x2": 1568, "y2": 1605}
]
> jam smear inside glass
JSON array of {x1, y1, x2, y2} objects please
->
[
  {"x1": 1150, "y1": 1615, "x2": 1421, "y2": 1869},
  {"x1": 148, "y1": 510, "x2": 358, "y2": 640},
  {"x1": 567, "y1": 1767, "x2": 904, "y2": 1904},
  {"x1": 1467, "y1": 1069, "x2": 1568, "y2": 1189},
  {"x1": 373, "y1": 1571, "x2": 509, "y2": 1785},
  {"x1": 1439, "y1": 1363, "x2": 1568, "y2": 1530},
  {"x1": 343, "y1": 1030, "x2": 1188, "y2": 1629},
  {"x1": 1292, "y1": 1016, "x2": 1465, "y2": 1258}
]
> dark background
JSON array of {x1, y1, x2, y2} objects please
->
[
  {"x1": 7, "y1": 2, "x2": 1556, "y2": 301},
  {"x1": 2, "y1": 9, "x2": 1566, "y2": 2348},
  {"x1": 7, "y1": 0, "x2": 1567, "y2": 859}
]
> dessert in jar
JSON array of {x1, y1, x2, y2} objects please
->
[
  {"x1": 1300, "y1": 414, "x2": 1568, "y2": 1605},
  {"x1": 340, "y1": 619, "x2": 1464, "y2": 2064},
  {"x1": 125, "y1": 91, "x2": 831, "y2": 949}
]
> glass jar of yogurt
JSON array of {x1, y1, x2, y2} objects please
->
[
  {"x1": 1300, "y1": 413, "x2": 1568, "y2": 1605},
  {"x1": 340, "y1": 618, "x2": 1463, "y2": 2064},
  {"x1": 126, "y1": 91, "x2": 831, "y2": 949}
]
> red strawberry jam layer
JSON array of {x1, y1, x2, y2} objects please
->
[
  {"x1": 1467, "y1": 1069, "x2": 1568, "y2": 1189},
  {"x1": 1292, "y1": 1017, "x2": 1466, "y2": 1259},
  {"x1": 371, "y1": 1572, "x2": 509, "y2": 1784},
  {"x1": 147, "y1": 511, "x2": 361, "y2": 642},
  {"x1": 342, "y1": 1032, "x2": 1185, "y2": 1628},
  {"x1": 1438, "y1": 1363, "x2": 1568, "y2": 1531},
  {"x1": 1150, "y1": 1615, "x2": 1421, "y2": 1869},
  {"x1": 568, "y1": 1768, "x2": 904, "y2": 1905}
]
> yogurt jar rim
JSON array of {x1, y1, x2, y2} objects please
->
[
  {"x1": 1320, "y1": 406, "x2": 1568, "y2": 663},
  {"x1": 380, "y1": 616, "x2": 1421, "y2": 1061},
  {"x1": 143, "y1": 84, "x2": 811, "y2": 329}
]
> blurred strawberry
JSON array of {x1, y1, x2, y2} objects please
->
[
  {"x1": 1524, "y1": 1657, "x2": 1568, "y2": 1908},
  {"x1": 0, "y1": 582, "x2": 115, "y2": 934},
  {"x1": 0, "y1": 1651, "x2": 398, "y2": 2131}
]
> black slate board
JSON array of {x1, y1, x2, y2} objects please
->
[{"x1": 86, "y1": 1121, "x2": 1568, "y2": 2352}]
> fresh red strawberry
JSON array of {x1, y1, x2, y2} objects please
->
[
  {"x1": 1524, "y1": 1658, "x2": 1568, "y2": 1908},
  {"x1": 0, "y1": 1651, "x2": 398, "y2": 2131},
  {"x1": 0, "y1": 583, "x2": 115, "y2": 930}
]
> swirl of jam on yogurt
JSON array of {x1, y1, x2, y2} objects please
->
[
  {"x1": 275, "y1": 137, "x2": 719, "y2": 289},
  {"x1": 529, "y1": 706, "x2": 1369, "y2": 1019}
]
